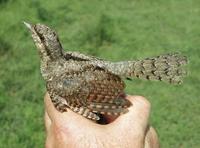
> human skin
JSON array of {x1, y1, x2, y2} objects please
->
[{"x1": 44, "y1": 93, "x2": 159, "y2": 148}]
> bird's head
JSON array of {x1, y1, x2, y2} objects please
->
[{"x1": 24, "y1": 22, "x2": 63, "y2": 60}]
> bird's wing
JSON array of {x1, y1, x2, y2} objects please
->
[
  {"x1": 84, "y1": 66, "x2": 132, "y2": 115},
  {"x1": 64, "y1": 51, "x2": 103, "y2": 61},
  {"x1": 47, "y1": 65, "x2": 131, "y2": 115}
]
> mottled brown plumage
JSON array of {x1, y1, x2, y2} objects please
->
[{"x1": 24, "y1": 22, "x2": 187, "y2": 121}]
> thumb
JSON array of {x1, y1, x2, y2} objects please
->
[{"x1": 110, "y1": 95, "x2": 151, "y2": 136}]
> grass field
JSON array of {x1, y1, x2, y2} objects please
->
[{"x1": 0, "y1": 0, "x2": 199, "y2": 147}]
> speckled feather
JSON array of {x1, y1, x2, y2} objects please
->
[
  {"x1": 46, "y1": 63, "x2": 131, "y2": 120},
  {"x1": 25, "y1": 22, "x2": 187, "y2": 121}
]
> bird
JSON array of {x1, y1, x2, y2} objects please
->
[{"x1": 24, "y1": 22, "x2": 187, "y2": 121}]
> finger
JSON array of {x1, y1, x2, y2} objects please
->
[
  {"x1": 44, "y1": 92, "x2": 61, "y2": 121},
  {"x1": 44, "y1": 111, "x2": 52, "y2": 134},
  {"x1": 144, "y1": 126, "x2": 160, "y2": 148},
  {"x1": 126, "y1": 95, "x2": 151, "y2": 128},
  {"x1": 111, "y1": 95, "x2": 151, "y2": 134},
  {"x1": 45, "y1": 130, "x2": 54, "y2": 148},
  {"x1": 44, "y1": 92, "x2": 98, "y2": 127},
  {"x1": 125, "y1": 95, "x2": 151, "y2": 127}
]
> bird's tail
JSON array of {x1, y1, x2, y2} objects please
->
[{"x1": 107, "y1": 53, "x2": 188, "y2": 84}]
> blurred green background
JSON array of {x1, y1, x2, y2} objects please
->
[{"x1": 0, "y1": 0, "x2": 199, "y2": 147}]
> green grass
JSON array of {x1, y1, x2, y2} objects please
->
[{"x1": 0, "y1": 0, "x2": 199, "y2": 147}]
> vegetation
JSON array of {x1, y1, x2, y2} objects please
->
[{"x1": 0, "y1": 0, "x2": 199, "y2": 147}]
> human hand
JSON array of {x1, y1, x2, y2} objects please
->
[{"x1": 44, "y1": 93, "x2": 159, "y2": 148}]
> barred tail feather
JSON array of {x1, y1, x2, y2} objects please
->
[
  {"x1": 135, "y1": 53, "x2": 187, "y2": 84},
  {"x1": 109, "y1": 53, "x2": 187, "y2": 84}
]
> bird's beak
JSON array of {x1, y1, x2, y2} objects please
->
[{"x1": 23, "y1": 21, "x2": 33, "y2": 31}]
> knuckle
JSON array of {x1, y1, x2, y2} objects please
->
[
  {"x1": 135, "y1": 96, "x2": 151, "y2": 110},
  {"x1": 53, "y1": 121, "x2": 70, "y2": 137},
  {"x1": 52, "y1": 123, "x2": 67, "y2": 141}
]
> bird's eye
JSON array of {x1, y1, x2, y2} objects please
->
[{"x1": 39, "y1": 34, "x2": 45, "y2": 41}]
